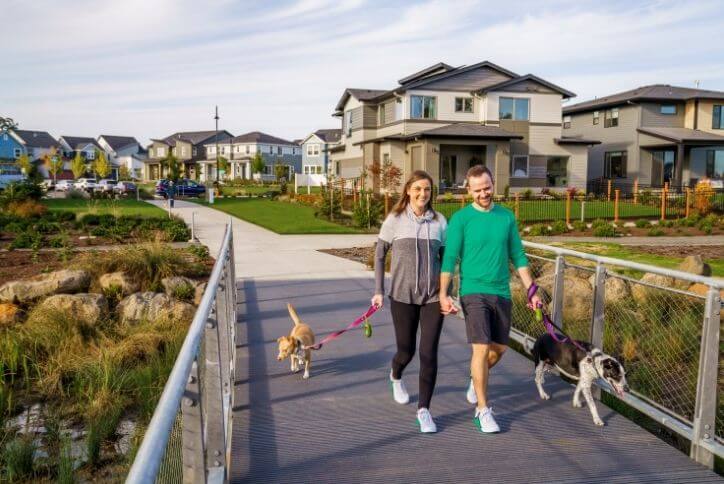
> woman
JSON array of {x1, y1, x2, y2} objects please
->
[{"x1": 372, "y1": 170, "x2": 447, "y2": 433}]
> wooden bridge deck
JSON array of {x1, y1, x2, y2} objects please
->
[{"x1": 231, "y1": 275, "x2": 721, "y2": 483}]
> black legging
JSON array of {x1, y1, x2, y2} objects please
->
[{"x1": 390, "y1": 298, "x2": 444, "y2": 410}]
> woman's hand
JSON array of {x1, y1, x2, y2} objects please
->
[
  {"x1": 371, "y1": 294, "x2": 384, "y2": 308},
  {"x1": 439, "y1": 295, "x2": 458, "y2": 315}
]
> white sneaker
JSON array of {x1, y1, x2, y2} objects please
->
[
  {"x1": 417, "y1": 408, "x2": 437, "y2": 433},
  {"x1": 474, "y1": 406, "x2": 500, "y2": 433},
  {"x1": 466, "y1": 379, "x2": 477, "y2": 404},
  {"x1": 389, "y1": 370, "x2": 409, "y2": 404}
]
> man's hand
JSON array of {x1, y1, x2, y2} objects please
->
[
  {"x1": 371, "y1": 294, "x2": 383, "y2": 309},
  {"x1": 439, "y1": 295, "x2": 458, "y2": 315},
  {"x1": 527, "y1": 293, "x2": 543, "y2": 311}
]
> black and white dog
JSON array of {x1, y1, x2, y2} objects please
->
[{"x1": 531, "y1": 333, "x2": 629, "y2": 426}]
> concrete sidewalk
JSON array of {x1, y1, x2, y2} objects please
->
[{"x1": 146, "y1": 199, "x2": 378, "y2": 280}]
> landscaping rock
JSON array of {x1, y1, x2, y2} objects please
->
[
  {"x1": 117, "y1": 292, "x2": 196, "y2": 324},
  {"x1": 677, "y1": 255, "x2": 711, "y2": 277},
  {"x1": 687, "y1": 283, "x2": 724, "y2": 318},
  {"x1": 114, "y1": 418, "x2": 137, "y2": 456},
  {"x1": 0, "y1": 303, "x2": 22, "y2": 327},
  {"x1": 99, "y1": 272, "x2": 140, "y2": 296},
  {"x1": 536, "y1": 273, "x2": 592, "y2": 321},
  {"x1": 0, "y1": 269, "x2": 91, "y2": 304},
  {"x1": 531, "y1": 261, "x2": 555, "y2": 278},
  {"x1": 39, "y1": 293, "x2": 108, "y2": 325},
  {"x1": 587, "y1": 274, "x2": 631, "y2": 305},
  {"x1": 161, "y1": 276, "x2": 196, "y2": 297},
  {"x1": 631, "y1": 273, "x2": 676, "y2": 305},
  {"x1": 194, "y1": 281, "x2": 208, "y2": 306}
]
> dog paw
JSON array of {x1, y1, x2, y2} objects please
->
[
  {"x1": 594, "y1": 418, "x2": 605, "y2": 427},
  {"x1": 302, "y1": 372, "x2": 310, "y2": 379},
  {"x1": 572, "y1": 400, "x2": 582, "y2": 408},
  {"x1": 539, "y1": 392, "x2": 550, "y2": 400}
]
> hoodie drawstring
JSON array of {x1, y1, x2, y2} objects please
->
[
  {"x1": 409, "y1": 206, "x2": 433, "y2": 297},
  {"x1": 414, "y1": 222, "x2": 419, "y2": 294},
  {"x1": 426, "y1": 222, "x2": 431, "y2": 297}
]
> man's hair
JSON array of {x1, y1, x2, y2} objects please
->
[{"x1": 466, "y1": 164, "x2": 494, "y2": 184}]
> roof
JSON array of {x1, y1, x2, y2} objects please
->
[
  {"x1": 637, "y1": 127, "x2": 724, "y2": 144},
  {"x1": 226, "y1": 131, "x2": 297, "y2": 146},
  {"x1": 292, "y1": 139, "x2": 303, "y2": 145},
  {"x1": 475, "y1": 74, "x2": 576, "y2": 99},
  {"x1": 395, "y1": 60, "x2": 518, "y2": 93},
  {"x1": 563, "y1": 84, "x2": 724, "y2": 114},
  {"x1": 353, "y1": 124, "x2": 523, "y2": 145},
  {"x1": 13, "y1": 130, "x2": 58, "y2": 149},
  {"x1": 314, "y1": 129, "x2": 341, "y2": 143},
  {"x1": 398, "y1": 62, "x2": 455, "y2": 85},
  {"x1": 554, "y1": 136, "x2": 601, "y2": 145},
  {"x1": 163, "y1": 130, "x2": 233, "y2": 146},
  {"x1": 60, "y1": 136, "x2": 103, "y2": 150},
  {"x1": 334, "y1": 88, "x2": 388, "y2": 112},
  {"x1": 99, "y1": 135, "x2": 140, "y2": 151}
]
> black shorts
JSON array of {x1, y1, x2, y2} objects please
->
[{"x1": 460, "y1": 294, "x2": 512, "y2": 345}]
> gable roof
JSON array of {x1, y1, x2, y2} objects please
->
[
  {"x1": 60, "y1": 136, "x2": 103, "y2": 151},
  {"x1": 334, "y1": 88, "x2": 388, "y2": 112},
  {"x1": 474, "y1": 74, "x2": 576, "y2": 99},
  {"x1": 13, "y1": 130, "x2": 58, "y2": 149},
  {"x1": 398, "y1": 62, "x2": 455, "y2": 85},
  {"x1": 226, "y1": 131, "x2": 296, "y2": 146},
  {"x1": 163, "y1": 130, "x2": 233, "y2": 146},
  {"x1": 637, "y1": 127, "x2": 724, "y2": 144},
  {"x1": 314, "y1": 129, "x2": 341, "y2": 143},
  {"x1": 396, "y1": 60, "x2": 518, "y2": 93},
  {"x1": 563, "y1": 84, "x2": 724, "y2": 114},
  {"x1": 99, "y1": 135, "x2": 140, "y2": 151}
]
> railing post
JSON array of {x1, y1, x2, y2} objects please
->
[
  {"x1": 514, "y1": 192, "x2": 520, "y2": 219},
  {"x1": 565, "y1": 191, "x2": 571, "y2": 226},
  {"x1": 633, "y1": 177, "x2": 638, "y2": 204},
  {"x1": 685, "y1": 188, "x2": 691, "y2": 218},
  {"x1": 552, "y1": 255, "x2": 565, "y2": 327},
  {"x1": 690, "y1": 287, "x2": 721, "y2": 469},
  {"x1": 607, "y1": 179, "x2": 612, "y2": 201},
  {"x1": 203, "y1": 303, "x2": 227, "y2": 481},
  {"x1": 182, "y1": 359, "x2": 206, "y2": 484},
  {"x1": 660, "y1": 186, "x2": 667, "y2": 220},
  {"x1": 589, "y1": 263, "x2": 606, "y2": 400},
  {"x1": 580, "y1": 200, "x2": 585, "y2": 222},
  {"x1": 614, "y1": 189, "x2": 620, "y2": 223}
]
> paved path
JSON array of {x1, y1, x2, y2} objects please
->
[{"x1": 147, "y1": 200, "x2": 721, "y2": 483}]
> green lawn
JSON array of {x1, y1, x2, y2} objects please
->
[
  {"x1": 42, "y1": 199, "x2": 166, "y2": 218},
  {"x1": 195, "y1": 198, "x2": 368, "y2": 234},
  {"x1": 220, "y1": 185, "x2": 279, "y2": 196}
]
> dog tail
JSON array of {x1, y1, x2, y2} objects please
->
[{"x1": 287, "y1": 303, "x2": 303, "y2": 326}]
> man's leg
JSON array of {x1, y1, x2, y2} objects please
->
[
  {"x1": 487, "y1": 342, "x2": 508, "y2": 369},
  {"x1": 471, "y1": 343, "x2": 490, "y2": 409}
]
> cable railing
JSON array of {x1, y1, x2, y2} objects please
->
[
  {"x1": 126, "y1": 223, "x2": 236, "y2": 484},
  {"x1": 453, "y1": 241, "x2": 723, "y2": 469}
]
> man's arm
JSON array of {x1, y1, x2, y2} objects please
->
[
  {"x1": 439, "y1": 214, "x2": 463, "y2": 314},
  {"x1": 509, "y1": 217, "x2": 542, "y2": 308}
]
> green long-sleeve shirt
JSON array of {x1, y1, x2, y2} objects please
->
[{"x1": 441, "y1": 203, "x2": 528, "y2": 298}]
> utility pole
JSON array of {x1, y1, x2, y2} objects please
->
[{"x1": 214, "y1": 106, "x2": 220, "y2": 186}]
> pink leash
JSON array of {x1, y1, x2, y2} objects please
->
[
  {"x1": 303, "y1": 305, "x2": 379, "y2": 351},
  {"x1": 527, "y1": 283, "x2": 588, "y2": 352}
]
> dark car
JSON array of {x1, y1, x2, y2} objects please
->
[
  {"x1": 155, "y1": 179, "x2": 206, "y2": 198},
  {"x1": 114, "y1": 181, "x2": 138, "y2": 195}
]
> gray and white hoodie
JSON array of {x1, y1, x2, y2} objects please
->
[{"x1": 375, "y1": 206, "x2": 447, "y2": 305}]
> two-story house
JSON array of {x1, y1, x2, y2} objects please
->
[
  {"x1": 562, "y1": 84, "x2": 724, "y2": 190},
  {"x1": 301, "y1": 129, "x2": 341, "y2": 175},
  {"x1": 146, "y1": 130, "x2": 233, "y2": 181},
  {"x1": 58, "y1": 136, "x2": 109, "y2": 179},
  {"x1": 0, "y1": 129, "x2": 60, "y2": 181},
  {"x1": 98, "y1": 135, "x2": 147, "y2": 180},
  {"x1": 329, "y1": 61, "x2": 596, "y2": 194},
  {"x1": 202, "y1": 131, "x2": 302, "y2": 182}
]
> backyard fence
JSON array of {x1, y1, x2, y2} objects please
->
[
  {"x1": 126, "y1": 223, "x2": 236, "y2": 484},
  {"x1": 452, "y1": 242, "x2": 724, "y2": 469}
]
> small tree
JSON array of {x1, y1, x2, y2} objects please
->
[
  {"x1": 92, "y1": 150, "x2": 112, "y2": 179},
  {"x1": 251, "y1": 152, "x2": 265, "y2": 181},
  {"x1": 0, "y1": 117, "x2": 17, "y2": 132},
  {"x1": 218, "y1": 156, "x2": 229, "y2": 180},
  {"x1": 118, "y1": 165, "x2": 131, "y2": 181},
  {"x1": 71, "y1": 152, "x2": 86, "y2": 179},
  {"x1": 15, "y1": 153, "x2": 32, "y2": 175},
  {"x1": 274, "y1": 162, "x2": 287, "y2": 182},
  {"x1": 162, "y1": 153, "x2": 181, "y2": 182},
  {"x1": 43, "y1": 147, "x2": 64, "y2": 183},
  {"x1": 380, "y1": 159, "x2": 402, "y2": 194}
]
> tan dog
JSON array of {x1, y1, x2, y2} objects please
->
[{"x1": 277, "y1": 303, "x2": 315, "y2": 379}]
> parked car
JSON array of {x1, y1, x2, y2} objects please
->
[
  {"x1": 114, "y1": 181, "x2": 137, "y2": 195},
  {"x1": 97, "y1": 179, "x2": 117, "y2": 192},
  {"x1": 40, "y1": 179, "x2": 56, "y2": 191},
  {"x1": 75, "y1": 178, "x2": 98, "y2": 191},
  {"x1": 155, "y1": 179, "x2": 206, "y2": 198},
  {"x1": 55, "y1": 180, "x2": 75, "y2": 191}
]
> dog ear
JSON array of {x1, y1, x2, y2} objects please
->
[
  {"x1": 585, "y1": 356, "x2": 593, "y2": 364},
  {"x1": 277, "y1": 337, "x2": 284, "y2": 343}
]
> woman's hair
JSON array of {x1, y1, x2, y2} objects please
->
[{"x1": 391, "y1": 170, "x2": 437, "y2": 218}]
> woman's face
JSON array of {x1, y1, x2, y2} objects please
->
[{"x1": 407, "y1": 178, "x2": 432, "y2": 212}]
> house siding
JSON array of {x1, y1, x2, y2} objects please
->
[
  {"x1": 640, "y1": 102, "x2": 685, "y2": 128},
  {"x1": 406, "y1": 90, "x2": 479, "y2": 124},
  {"x1": 418, "y1": 66, "x2": 512, "y2": 91},
  {"x1": 487, "y1": 92, "x2": 563, "y2": 124},
  {"x1": 0, "y1": 133, "x2": 24, "y2": 160},
  {"x1": 695, "y1": 100, "x2": 724, "y2": 134}
]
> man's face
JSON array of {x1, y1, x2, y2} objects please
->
[{"x1": 467, "y1": 174, "x2": 494, "y2": 209}]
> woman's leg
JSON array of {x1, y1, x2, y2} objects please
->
[
  {"x1": 417, "y1": 301, "x2": 444, "y2": 409},
  {"x1": 389, "y1": 298, "x2": 420, "y2": 379}
]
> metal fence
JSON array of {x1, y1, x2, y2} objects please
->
[
  {"x1": 126, "y1": 223, "x2": 236, "y2": 484},
  {"x1": 452, "y1": 241, "x2": 723, "y2": 469}
]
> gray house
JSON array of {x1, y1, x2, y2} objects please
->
[
  {"x1": 563, "y1": 84, "x2": 724, "y2": 189},
  {"x1": 301, "y1": 129, "x2": 341, "y2": 175}
]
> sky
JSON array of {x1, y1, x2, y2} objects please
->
[{"x1": 3, "y1": 0, "x2": 724, "y2": 145}]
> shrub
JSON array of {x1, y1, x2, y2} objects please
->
[
  {"x1": 51, "y1": 210, "x2": 77, "y2": 223},
  {"x1": 549, "y1": 220, "x2": 569, "y2": 235},
  {"x1": 173, "y1": 282, "x2": 195, "y2": 302},
  {"x1": 98, "y1": 213, "x2": 116, "y2": 227},
  {"x1": 47, "y1": 233, "x2": 71, "y2": 249},
  {"x1": 188, "y1": 244, "x2": 209, "y2": 261},
  {"x1": 572, "y1": 220, "x2": 587, "y2": 232},
  {"x1": 647, "y1": 227, "x2": 665, "y2": 237},
  {"x1": 90, "y1": 226, "x2": 107, "y2": 237},
  {"x1": 527, "y1": 224, "x2": 549, "y2": 236},
  {"x1": 2, "y1": 436, "x2": 36, "y2": 481},
  {"x1": 0, "y1": 180, "x2": 43, "y2": 207},
  {"x1": 162, "y1": 219, "x2": 190, "y2": 242},
  {"x1": 635, "y1": 219, "x2": 650, "y2": 228},
  {"x1": 353, "y1": 192, "x2": 383, "y2": 228},
  {"x1": 67, "y1": 188, "x2": 88, "y2": 200},
  {"x1": 9, "y1": 230, "x2": 43, "y2": 249},
  {"x1": 638, "y1": 189, "x2": 654, "y2": 205},
  {"x1": 80, "y1": 213, "x2": 101, "y2": 226},
  {"x1": 316, "y1": 186, "x2": 342, "y2": 221},
  {"x1": 34, "y1": 220, "x2": 60, "y2": 234},
  {"x1": 677, "y1": 213, "x2": 700, "y2": 227},
  {"x1": 503, "y1": 185, "x2": 510, "y2": 199},
  {"x1": 592, "y1": 224, "x2": 616, "y2": 237},
  {"x1": 659, "y1": 219, "x2": 674, "y2": 228},
  {"x1": 6, "y1": 200, "x2": 47, "y2": 218},
  {"x1": 591, "y1": 218, "x2": 609, "y2": 229},
  {"x1": 4, "y1": 221, "x2": 30, "y2": 234},
  {"x1": 521, "y1": 189, "x2": 533, "y2": 200}
]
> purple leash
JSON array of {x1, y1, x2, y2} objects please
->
[{"x1": 527, "y1": 283, "x2": 588, "y2": 352}]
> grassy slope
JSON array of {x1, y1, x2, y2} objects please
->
[
  {"x1": 42, "y1": 199, "x2": 165, "y2": 218},
  {"x1": 195, "y1": 198, "x2": 366, "y2": 234}
]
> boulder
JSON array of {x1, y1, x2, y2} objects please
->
[
  {"x1": 687, "y1": 283, "x2": 724, "y2": 318},
  {"x1": 99, "y1": 272, "x2": 140, "y2": 296},
  {"x1": 161, "y1": 276, "x2": 196, "y2": 297},
  {"x1": 194, "y1": 282, "x2": 207, "y2": 306},
  {"x1": 531, "y1": 261, "x2": 555, "y2": 278},
  {"x1": 0, "y1": 303, "x2": 22, "y2": 327},
  {"x1": 631, "y1": 273, "x2": 676, "y2": 305},
  {"x1": 678, "y1": 255, "x2": 712, "y2": 277},
  {"x1": 536, "y1": 273, "x2": 593, "y2": 322},
  {"x1": 587, "y1": 274, "x2": 631, "y2": 305},
  {"x1": 0, "y1": 270, "x2": 91, "y2": 304},
  {"x1": 117, "y1": 292, "x2": 196, "y2": 324},
  {"x1": 39, "y1": 293, "x2": 108, "y2": 325}
]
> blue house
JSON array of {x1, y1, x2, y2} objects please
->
[
  {"x1": 0, "y1": 129, "x2": 59, "y2": 183},
  {"x1": 301, "y1": 129, "x2": 341, "y2": 175}
]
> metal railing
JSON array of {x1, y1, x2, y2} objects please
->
[
  {"x1": 453, "y1": 241, "x2": 723, "y2": 469},
  {"x1": 126, "y1": 223, "x2": 236, "y2": 483}
]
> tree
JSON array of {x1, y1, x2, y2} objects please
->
[
  {"x1": 118, "y1": 165, "x2": 131, "y2": 181},
  {"x1": 162, "y1": 152, "x2": 181, "y2": 182},
  {"x1": 0, "y1": 117, "x2": 17, "y2": 133},
  {"x1": 43, "y1": 147, "x2": 64, "y2": 183},
  {"x1": 92, "y1": 150, "x2": 112, "y2": 179},
  {"x1": 274, "y1": 162, "x2": 288, "y2": 182},
  {"x1": 15, "y1": 153, "x2": 32, "y2": 176},
  {"x1": 251, "y1": 152, "x2": 265, "y2": 181},
  {"x1": 380, "y1": 159, "x2": 402, "y2": 194},
  {"x1": 218, "y1": 156, "x2": 229, "y2": 180},
  {"x1": 71, "y1": 152, "x2": 86, "y2": 179}
]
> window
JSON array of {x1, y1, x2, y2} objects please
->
[
  {"x1": 593, "y1": 111, "x2": 600, "y2": 125},
  {"x1": 546, "y1": 156, "x2": 568, "y2": 187},
  {"x1": 604, "y1": 108, "x2": 619, "y2": 128},
  {"x1": 335, "y1": 161, "x2": 341, "y2": 175},
  {"x1": 455, "y1": 97, "x2": 473, "y2": 113},
  {"x1": 563, "y1": 115, "x2": 571, "y2": 129},
  {"x1": 410, "y1": 95, "x2": 436, "y2": 119},
  {"x1": 511, "y1": 155, "x2": 529, "y2": 178},
  {"x1": 192, "y1": 148, "x2": 197, "y2": 156},
  {"x1": 713, "y1": 105, "x2": 724, "y2": 129},
  {"x1": 706, "y1": 150, "x2": 724, "y2": 179},
  {"x1": 269, "y1": 145, "x2": 273, "y2": 154},
  {"x1": 307, "y1": 144, "x2": 320, "y2": 156},
  {"x1": 13, "y1": 148, "x2": 22, "y2": 158},
  {"x1": 499, "y1": 97, "x2": 529, "y2": 120},
  {"x1": 172, "y1": 147, "x2": 177, "y2": 156},
  {"x1": 660, "y1": 105, "x2": 677, "y2": 115},
  {"x1": 86, "y1": 150, "x2": 95, "y2": 160},
  {"x1": 278, "y1": 146, "x2": 282, "y2": 155},
  {"x1": 394, "y1": 99, "x2": 403, "y2": 121},
  {"x1": 604, "y1": 151, "x2": 627, "y2": 178},
  {"x1": 379, "y1": 105, "x2": 386, "y2": 125},
  {"x1": 345, "y1": 110, "x2": 353, "y2": 136},
  {"x1": 303, "y1": 165, "x2": 323, "y2": 174},
  {"x1": 245, "y1": 145, "x2": 250, "y2": 154}
]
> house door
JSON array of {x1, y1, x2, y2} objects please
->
[
  {"x1": 440, "y1": 155, "x2": 457, "y2": 188},
  {"x1": 652, "y1": 150, "x2": 675, "y2": 186},
  {"x1": 411, "y1": 146, "x2": 423, "y2": 172}
]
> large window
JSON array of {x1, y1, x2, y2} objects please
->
[
  {"x1": 660, "y1": 105, "x2": 677, "y2": 115},
  {"x1": 307, "y1": 144, "x2": 320, "y2": 156},
  {"x1": 303, "y1": 165, "x2": 323, "y2": 174},
  {"x1": 713, "y1": 105, "x2": 723, "y2": 129},
  {"x1": 653, "y1": 150, "x2": 676, "y2": 184},
  {"x1": 604, "y1": 151, "x2": 627, "y2": 178},
  {"x1": 546, "y1": 157, "x2": 568, "y2": 187},
  {"x1": 379, "y1": 105, "x2": 386, "y2": 125},
  {"x1": 410, "y1": 95, "x2": 436, "y2": 119},
  {"x1": 604, "y1": 108, "x2": 619, "y2": 128},
  {"x1": 345, "y1": 110, "x2": 353, "y2": 136},
  {"x1": 455, "y1": 97, "x2": 473, "y2": 113},
  {"x1": 705, "y1": 150, "x2": 724, "y2": 179},
  {"x1": 499, "y1": 97, "x2": 529, "y2": 121},
  {"x1": 593, "y1": 111, "x2": 600, "y2": 125},
  {"x1": 157, "y1": 147, "x2": 165, "y2": 157},
  {"x1": 511, "y1": 155, "x2": 529, "y2": 178}
]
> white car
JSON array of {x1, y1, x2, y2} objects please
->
[
  {"x1": 97, "y1": 179, "x2": 117, "y2": 192},
  {"x1": 75, "y1": 178, "x2": 98, "y2": 190},
  {"x1": 55, "y1": 180, "x2": 75, "y2": 191}
]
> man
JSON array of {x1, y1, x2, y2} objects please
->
[{"x1": 439, "y1": 165, "x2": 541, "y2": 433}]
